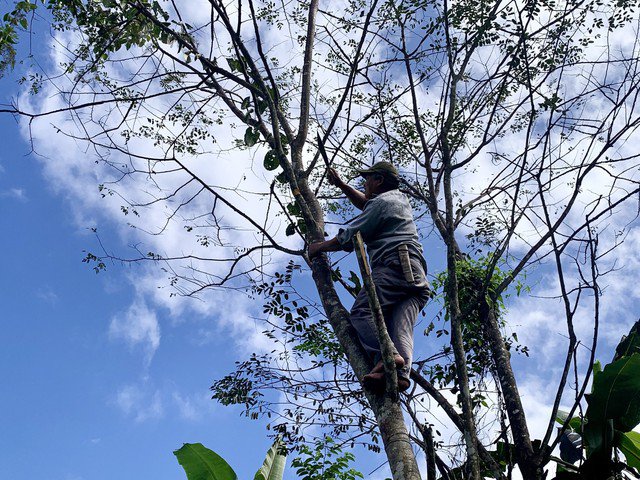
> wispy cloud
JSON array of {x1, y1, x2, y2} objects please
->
[
  {"x1": 171, "y1": 391, "x2": 216, "y2": 421},
  {"x1": 18, "y1": 37, "x2": 297, "y2": 361},
  {"x1": 113, "y1": 381, "x2": 217, "y2": 424},
  {"x1": 1, "y1": 187, "x2": 27, "y2": 202},
  {"x1": 36, "y1": 286, "x2": 58, "y2": 305},
  {"x1": 114, "y1": 384, "x2": 164, "y2": 423},
  {"x1": 109, "y1": 299, "x2": 160, "y2": 364}
]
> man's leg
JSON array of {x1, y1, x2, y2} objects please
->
[
  {"x1": 389, "y1": 294, "x2": 427, "y2": 380},
  {"x1": 373, "y1": 256, "x2": 429, "y2": 386},
  {"x1": 349, "y1": 288, "x2": 385, "y2": 361}
]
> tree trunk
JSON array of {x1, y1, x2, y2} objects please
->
[
  {"x1": 483, "y1": 306, "x2": 540, "y2": 479},
  {"x1": 353, "y1": 232, "x2": 400, "y2": 398},
  {"x1": 309, "y1": 256, "x2": 421, "y2": 480}
]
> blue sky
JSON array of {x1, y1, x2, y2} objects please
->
[
  {"x1": 0, "y1": 102, "x2": 406, "y2": 480},
  {"x1": 0, "y1": 69, "x2": 394, "y2": 480},
  {"x1": 2, "y1": 2, "x2": 640, "y2": 479},
  {"x1": 0, "y1": 112, "x2": 280, "y2": 479}
]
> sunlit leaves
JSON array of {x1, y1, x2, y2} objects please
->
[
  {"x1": 0, "y1": 0, "x2": 40, "y2": 76},
  {"x1": 291, "y1": 437, "x2": 363, "y2": 480},
  {"x1": 174, "y1": 440, "x2": 287, "y2": 480},
  {"x1": 618, "y1": 431, "x2": 640, "y2": 470},
  {"x1": 550, "y1": 322, "x2": 640, "y2": 476},
  {"x1": 174, "y1": 443, "x2": 238, "y2": 480},
  {"x1": 254, "y1": 439, "x2": 287, "y2": 480},
  {"x1": 584, "y1": 354, "x2": 640, "y2": 449}
]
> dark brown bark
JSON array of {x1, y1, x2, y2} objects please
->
[
  {"x1": 482, "y1": 307, "x2": 539, "y2": 479},
  {"x1": 424, "y1": 425, "x2": 436, "y2": 480}
]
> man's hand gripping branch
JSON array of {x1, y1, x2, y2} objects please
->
[{"x1": 308, "y1": 167, "x2": 366, "y2": 258}]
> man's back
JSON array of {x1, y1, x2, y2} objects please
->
[{"x1": 337, "y1": 190, "x2": 424, "y2": 266}]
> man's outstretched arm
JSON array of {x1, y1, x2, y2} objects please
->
[
  {"x1": 308, "y1": 237, "x2": 342, "y2": 258},
  {"x1": 328, "y1": 168, "x2": 367, "y2": 210}
]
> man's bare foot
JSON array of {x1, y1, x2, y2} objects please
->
[
  {"x1": 369, "y1": 355, "x2": 405, "y2": 375},
  {"x1": 362, "y1": 371, "x2": 385, "y2": 393},
  {"x1": 362, "y1": 372, "x2": 411, "y2": 393}
]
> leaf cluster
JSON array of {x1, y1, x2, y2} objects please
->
[
  {"x1": 425, "y1": 256, "x2": 529, "y2": 405},
  {"x1": 211, "y1": 263, "x2": 377, "y2": 452},
  {"x1": 291, "y1": 437, "x2": 364, "y2": 480},
  {"x1": 552, "y1": 320, "x2": 640, "y2": 479},
  {"x1": 174, "y1": 439, "x2": 286, "y2": 480}
]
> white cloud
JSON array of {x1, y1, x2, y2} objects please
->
[
  {"x1": 114, "y1": 384, "x2": 164, "y2": 423},
  {"x1": 14, "y1": 26, "x2": 303, "y2": 364},
  {"x1": 172, "y1": 392, "x2": 199, "y2": 421},
  {"x1": 11, "y1": 4, "x2": 640, "y2": 475},
  {"x1": 1, "y1": 187, "x2": 27, "y2": 201},
  {"x1": 171, "y1": 391, "x2": 217, "y2": 421},
  {"x1": 113, "y1": 380, "x2": 220, "y2": 424},
  {"x1": 36, "y1": 286, "x2": 59, "y2": 305},
  {"x1": 109, "y1": 299, "x2": 161, "y2": 364}
]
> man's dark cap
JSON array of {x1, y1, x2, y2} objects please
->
[{"x1": 356, "y1": 161, "x2": 399, "y2": 179}]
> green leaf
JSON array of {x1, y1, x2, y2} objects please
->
[
  {"x1": 286, "y1": 202, "x2": 301, "y2": 217},
  {"x1": 584, "y1": 354, "x2": 640, "y2": 455},
  {"x1": 555, "y1": 410, "x2": 582, "y2": 431},
  {"x1": 263, "y1": 150, "x2": 279, "y2": 170},
  {"x1": 244, "y1": 127, "x2": 259, "y2": 147},
  {"x1": 254, "y1": 439, "x2": 286, "y2": 480},
  {"x1": 587, "y1": 354, "x2": 640, "y2": 432},
  {"x1": 174, "y1": 443, "x2": 238, "y2": 480},
  {"x1": 613, "y1": 320, "x2": 640, "y2": 361},
  {"x1": 556, "y1": 409, "x2": 571, "y2": 424},
  {"x1": 226, "y1": 57, "x2": 243, "y2": 73},
  {"x1": 484, "y1": 442, "x2": 511, "y2": 474},
  {"x1": 257, "y1": 99, "x2": 268, "y2": 115},
  {"x1": 285, "y1": 223, "x2": 296, "y2": 236},
  {"x1": 347, "y1": 271, "x2": 362, "y2": 294},
  {"x1": 593, "y1": 360, "x2": 602, "y2": 376},
  {"x1": 618, "y1": 431, "x2": 640, "y2": 469}
]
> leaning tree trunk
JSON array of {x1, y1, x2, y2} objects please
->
[
  {"x1": 290, "y1": 0, "x2": 422, "y2": 467},
  {"x1": 295, "y1": 169, "x2": 421, "y2": 479},
  {"x1": 308, "y1": 254, "x2": 422, "y2": 480},
  {"x1": 481, "y1": 305, "x2": 541, "y2": 479}
]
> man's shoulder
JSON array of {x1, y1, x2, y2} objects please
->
[
  {"x1": 371, "y1": 190, "x2": 408, "y2": 206},
  {"x1": 361, "y1": 190, "x2": 409, "y2": 217},
  {"x1": 373, "y1": 189, "x2": 405, "y2": 200}
]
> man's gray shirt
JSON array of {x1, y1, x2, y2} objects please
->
[{"x1": 336, "y1": 190, "x2": 424, "y2": 266}]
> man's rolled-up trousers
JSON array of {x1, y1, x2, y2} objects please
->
[{"x1": 349, "y1": 249, "x2": 430, "y2": 380}]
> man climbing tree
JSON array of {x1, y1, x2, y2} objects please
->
[
  {"x1": 3, "y1": 0, "x2": 640, "y2": 476},
  {"x1": 308, "y1": 162, "x2": 430, "y2": 392}
]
